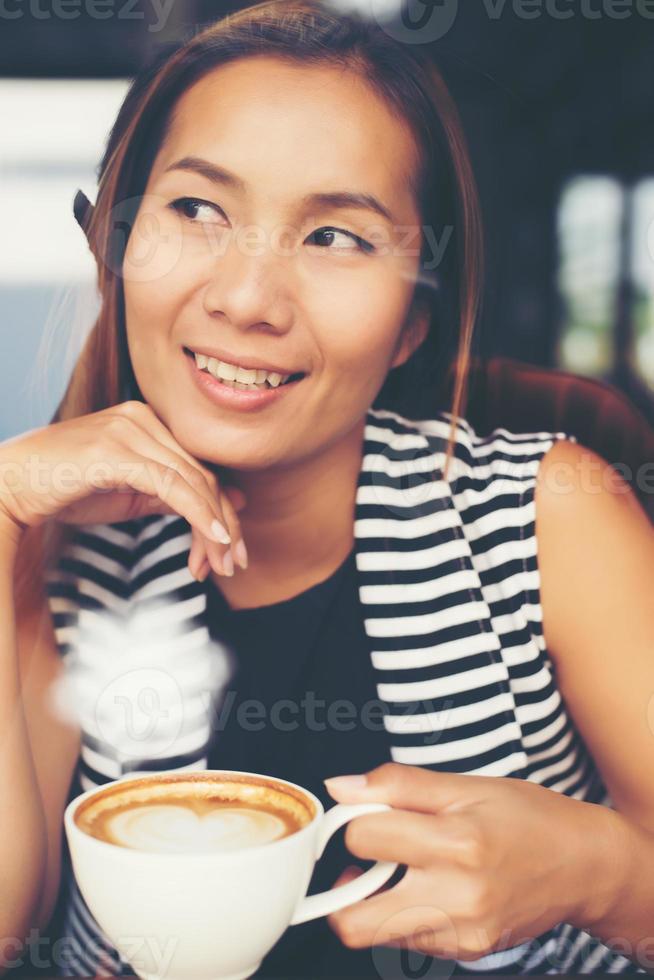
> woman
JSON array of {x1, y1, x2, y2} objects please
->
[{"x1": 1, "y1": 1, "x2": 653, "y2": 976}]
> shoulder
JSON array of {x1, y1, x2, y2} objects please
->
[
  {"x1": 365, "y1": 407, "x2": 573, "y2": 489},
  {"x1": 534, "y1": 437, "x2": 650, "y2": 536},
  {"x1": 533, "y1": 438, "x2": 654, "y2": 659}
]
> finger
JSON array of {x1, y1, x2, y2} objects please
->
[
  {"x1": 218, "y1": 489, "x2": 248, "y2": 570},
  {"x1": 327, "y1": 872, "x2": 406, "y2": 950},
  {"x1": 342, "y1": 809, "x2": 469, "y2": 870},
  {"x1": 113, "y1": 404, "x2": 233, "y2": 543},
  {"x1": 114, "y1": 453, "x2": 231, "y2": 549},
  {"x1": 185, "y1": 522, "x2": 211, "y2": 581},
  {"x1": 324, "y1": 762, "x2": 486, "y2": 814},
  {"x1": 193, "y1": 483, "x2": 243, "y2": 575},
  {"x1": 107, "y1": 416, "x2": 233, "y2": 575},
  {"x1": 187, "y1": 528, "x2": 203, "y2": 579},
  {"x1": 127, "y1": 407, "x2": 247, "y2": 573},
  {"x1": 223, "y1": 484, "x2": 247, "y2": 513},
  {"x1": 332, "y1": 865, "x2": 364, "y2": 889},
  {"x1": 328, "y1": 869, "x2": 454, "y2": 953},
  {"x1": 120, "y1": 402, "x2": 245, "y2": 528}
]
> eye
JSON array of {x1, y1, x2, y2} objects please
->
[
  {"x1": 307, "y1": 227, "x2": 375, "y2": 254},
  {"x1": 168, "y1": 197, "x2": 225, "y2": 224}
]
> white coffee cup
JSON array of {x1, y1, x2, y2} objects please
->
[{"x1": 63, "y1": 769, "x2": 398, "y2": 980}]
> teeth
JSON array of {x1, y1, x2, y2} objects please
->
[
  {"x1": 194, "y1": 352, "x2": 291, "y2": 388},
  {"x1": 235, "y1": 366, "x2": 257, "y2": 384}
]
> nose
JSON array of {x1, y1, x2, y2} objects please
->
[{"x1": 201, "y1": 236, "x2": 294, "y2": 335}]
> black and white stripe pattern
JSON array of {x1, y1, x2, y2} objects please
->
[{"x1": 46, "y1": 407, "x2": 645, "y2": 975}]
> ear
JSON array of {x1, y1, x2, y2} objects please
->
[{"x1": 390, "y1": 297, "x2": 430, "y2": 371}]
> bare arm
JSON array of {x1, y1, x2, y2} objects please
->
[
  {"x1": 13, "y1": 527, "x2": 82, "y2": 937},
  {"x1": 536, "y1": 440, "x2": 654, "y2": 970},
  {"x1": 0, "y1": 518, "x2": 69, "y2": 963},
  {"x1": 0, "y1": 401, "x2": 249, "y2": 971}
]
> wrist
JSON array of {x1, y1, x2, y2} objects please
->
[{"x1": 567, "y1": 802, "x2": 632, "y2": 932}]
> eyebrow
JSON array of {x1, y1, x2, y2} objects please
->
[{"x1": 163, "y1": 155, "x2": 396, "y2": 224}]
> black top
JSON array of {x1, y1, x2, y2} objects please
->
[
  {"x1": 205, "y1": 548, "x2": 462, "y2": 979},
  {"x1": 205, "y1": 546, "x2": 389, "y2": 978}
]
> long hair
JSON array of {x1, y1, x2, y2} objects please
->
[{"x1": 30, "y1": 0, "x2": 484, "y2": 597}]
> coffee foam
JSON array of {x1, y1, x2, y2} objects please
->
[{"x1": 74, "y1": 773, "x2": 316, "y2": 854}]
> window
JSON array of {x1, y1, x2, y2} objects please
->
[{"x1": 556, "y1": 174, "x2": 654, "y2": 399}]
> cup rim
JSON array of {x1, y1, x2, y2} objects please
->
[{"x1": 64, "y1": 768, "x2": 324, "y2": 863}]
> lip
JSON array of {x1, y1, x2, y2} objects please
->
[
  {"x1": 185, "y1": 349, "x2": 304, "y2": 412},
  {"x1": 184, "y1": 345, "x2": 304, "y2": 377}
]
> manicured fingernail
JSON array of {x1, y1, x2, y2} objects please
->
[
  {"x1": 210, "y1": 520, "x2": 231, "y2": 544},
  {"x1": 324, "y1": 774, "x2": 368, "y2": 795},
  {"x1": 233, "y1": 539, "x2": 248, "y2": 570},
  {"x1": 195, "y1": 560, "x2": 210, "y2": 582},
  {"x1": 222, "y1": 549, "x2": 234, "y2": 576}
]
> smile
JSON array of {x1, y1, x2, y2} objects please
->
[
  {"x1": 184, "y1": 348, "x2": 306, "y2": 412},
  {"x1": 184, "y1": 347, "x2": 305, "y2": 391}
]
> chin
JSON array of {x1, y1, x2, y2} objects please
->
[{"x1": 168, "y1": 420, "x2": 280, "y2": 471}]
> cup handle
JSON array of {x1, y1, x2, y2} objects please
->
[{"x1": 290, "y1": 802, "x2": 398, "y2": 926}]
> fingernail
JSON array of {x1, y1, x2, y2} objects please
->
[
  {"x1": 210, "y1": 520, "x2": 231, "y2": 544},
  {"x1": 324, "y1": 774, "x2": 368, "y2": 795},
  {"x1": 195, "y1": 561, "x2": 210, "y2": 583},
  {"x1": 222, "y1": 549, "x2": 234, "y2": 576},
  {"x1": 233, "y1": 539, "x2": 248, "y2": 570}
]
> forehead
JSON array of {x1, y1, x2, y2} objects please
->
[{"x1": 151, "y1": 55, "x2": 420, "y2": 218}]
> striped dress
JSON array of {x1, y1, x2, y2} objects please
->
[{"x1": 45, "y1": 407, "x2": 646, "y2": 976}]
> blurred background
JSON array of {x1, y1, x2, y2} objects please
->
[{"x1": 2, "y1": 0, "x2": 654, "y2": 442}]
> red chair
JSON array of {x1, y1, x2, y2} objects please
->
[{"x1": 444, "y1": 356, "x2": 654, "y2": 523}]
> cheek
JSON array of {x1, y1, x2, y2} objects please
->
[
  {"x1": 321, "y1": 279, "x2": 412, "y2": 381},
  {"x1": 123, "y1": 224, "x2": 202, "y2": 393},
  {"x1": 123, "y1": 279, "x2": 171, "y2": 376},
  {"x1": 122, "y1": 196, "x2": 185, "y2": 285}
]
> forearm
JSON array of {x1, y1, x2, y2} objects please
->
[
  {"x1": 570, "y1": 801, "x2": 654, "y2": 974},
  {"x1": 0, "y1": 522, "x2": 48, "y2": 951}
]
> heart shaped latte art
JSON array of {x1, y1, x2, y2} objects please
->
[{"x1": 106, "y1": 805, "x2": 288, "y2": 853}]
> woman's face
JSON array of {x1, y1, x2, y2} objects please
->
[{"x1": 122, "y1": 56, "x2": 428, "y2": 470}]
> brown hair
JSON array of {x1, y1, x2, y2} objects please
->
[{"x1": 32, "y1": 0, "x2": 483, "y2": 594}]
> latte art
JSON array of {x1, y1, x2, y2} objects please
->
[
  {"x1": 106, "y1": 804, "x2": 289, "y2": 853},
  {"x1": 74, "y1": 772, "x2": 315, "y2": 854}
]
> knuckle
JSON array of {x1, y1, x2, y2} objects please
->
[
  {"x1": 158, "y1": 464, "x2": 182, "y2": 494},
  {"x1": 344, "y1": 820, "x2": 368, "y2": 858},
  {"x1": 119, "y1": 399, "x2": 148, "y2": 419},
  {"x1": 332, "y1": 917, "x2": 362, "y2": 950},
  {"x1": 374, "y1": 761, "x2": 404, "y2": 794},
  {"x1": 462, "y1": 880, "x2": 492, "y2": 923},
  {"x1": 458, "y1": 832, "x2": 484, "y2": 871},
  {"x1": 201, "y1": 468, "x2": 220, "y2": 495},
  {"x1": 456, "y1": 945, "x2": 484, "y2": 962},
  {"x1": 424, "y1": 821, "x2": 446, "y2": 866},
  {"x1": 457, "y1": 929, "x2": 495, "y2": 960},
  {"x1": 179, "y1": 462, "x2": 205, "y2": 491},
  {"x1": 410, "y1": 925, "x2": 440, "y2": 956},
  {"x1": 105, "y1": 414, "x2": 132, "y2": 439}
]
